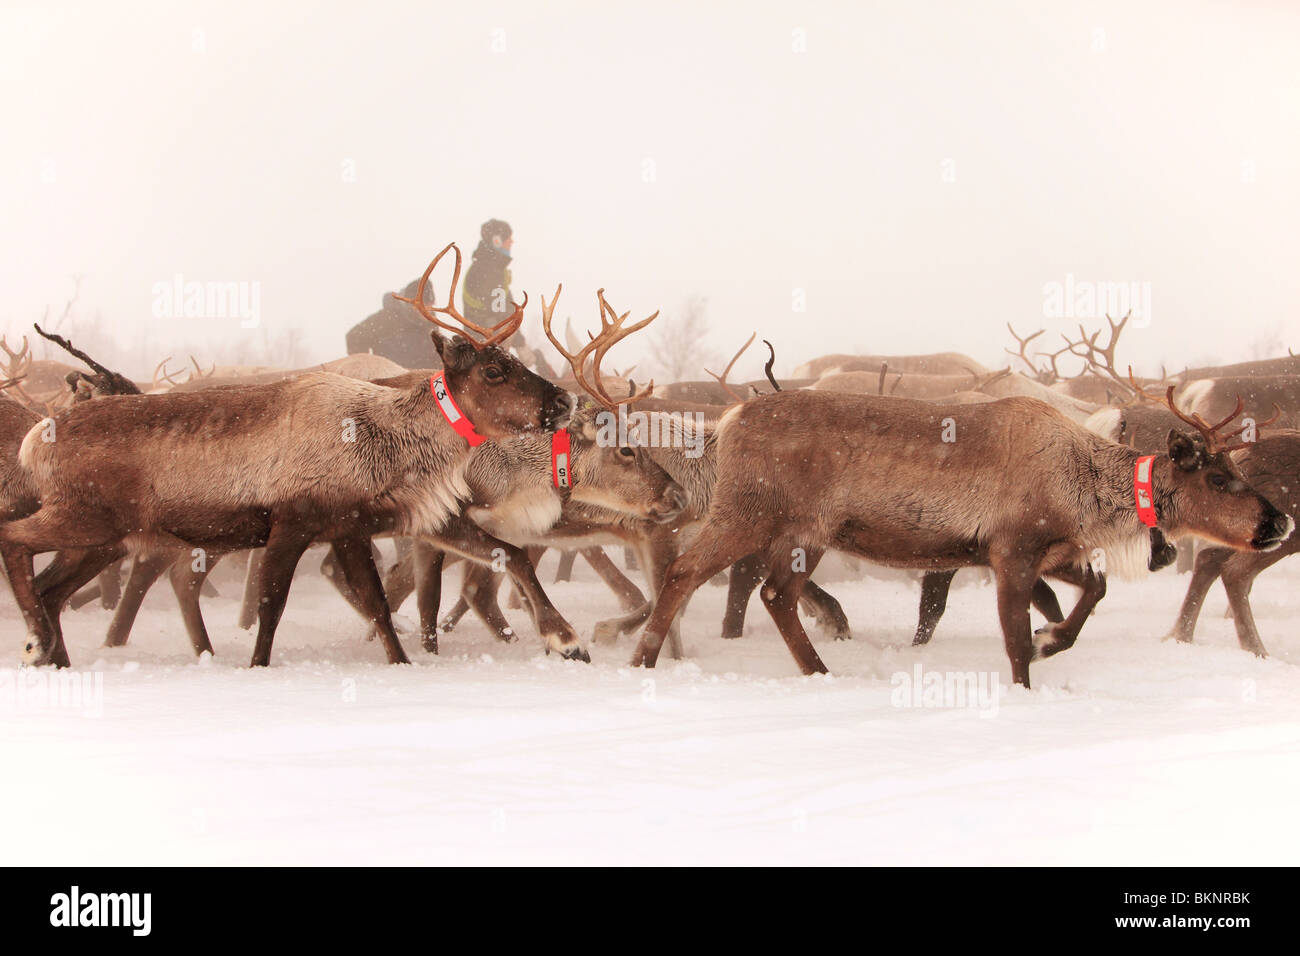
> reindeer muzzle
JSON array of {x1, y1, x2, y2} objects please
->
[
  {"x1": 544, "y1": 391, "x2": 575, "y2": 432},
  {"x1": 648, "y1": 485, "x2": 688, "y2": 524},
  {"x1": 1251, "y1": 508, "x2": 1294, "y2": 552}
]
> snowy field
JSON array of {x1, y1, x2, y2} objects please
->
[{"x1": 3, "y1": 548, "x2": 1299, "y2": 866}]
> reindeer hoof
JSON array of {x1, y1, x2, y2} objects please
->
[
  {"x1": 496, "y1": 627, "x2": 518, "y2": 644},
  {"x1": 420, "y1": 634, "x2": 439, "y2": 654},
  {"x1": 1031, "y1": 623, "x2": 1058, "y2": 660},
  {"x1": 438, "y1": 617, "x2": 458, "y2": 634},
  {"x1": 21, "y1": 636, "x2": 66, "y2": 668},
  {"x1": 552, "y1": 644, "x2": 591, "y2": 663},
  {"x1": 592, "y1": 620, "x2": 622, "y2": 645}
]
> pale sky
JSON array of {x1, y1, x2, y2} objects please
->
[{"x1": 2, "y1": 0, "x2": 1298, "y2": 380}]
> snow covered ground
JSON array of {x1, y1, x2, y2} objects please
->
[{"x1": 3, "y1": 547, "x2": 1299, "y2": 866}]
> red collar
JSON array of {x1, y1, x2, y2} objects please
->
[
  {"x1": 1134, "y1": 454, "x2": 1158, "y2": 527},
  {"x1": 551, "y1": 429, "x2": 571, "y2": 489},
  {"x1": 430, "y1": 372, "x2": 486, "y2": 447}
]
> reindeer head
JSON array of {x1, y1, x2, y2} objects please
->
[
  {"x1": 1160, "y1": 387, "x2": 1293, "y2": 551},
  {"x1": 541, "y1": 289, "x2": 684, "y2": 523},
  {"x1": 566, "y1": 399, "x2": 686, "y2": 524},
  {"x1": 396, "y1": 243, "x2": 573, "y2": 436}
]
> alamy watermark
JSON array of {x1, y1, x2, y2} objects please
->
[
  {"x1": 1043, "y1": 273, "x2": 1151, "y2": 328},
  {"x1": 50, "y1": 886, "x2": 150, "y2": 936},
  {"x1": 0, "y1": 668, "x2": 103, "y2": 718},
  {"x1": 152, "y1": 273, "x2": 261, "y2": 328},
  {"x1": 592, "y1": 404, "x2": 707, "y2": 458},
  {"x1": 890, "y1": 663, "x2": 1002, "y2": 718}
]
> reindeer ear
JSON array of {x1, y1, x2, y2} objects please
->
[
  {"x1": 432, "y1": 330, "x2": 475, "y2": 372},
  {"x1": 1168, "y1": 428, "x2": 1207, "y2": 471}
]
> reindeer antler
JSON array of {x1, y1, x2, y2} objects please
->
[
  {"x1": 1065, "y1": 311, "x2": 1135, "y2": 396},
  {"x1": 1005, "y1": 324, "x2": 1045, "y2": 373},
  {"x1": 393, "y1": 243, "x2": 528, "y2": 349},
  {"x1": 541, "y1": 286, "x2": 657, "y2": 410},
  {"x1": 151, "y1": 357, "x2": 183, "y2": 390},
  {"x1": 1162, "y1": 386, "x2": 1280, "y2": 454},
  {"x1": 187, "y1": 355, "x2": 216, "y2": 381},
  {"x1": 704, "y1": 332, "x2": 756, "y2": 404},
  {"x1": 1, "y1": 335, "x2": 31, "y2": 379}
]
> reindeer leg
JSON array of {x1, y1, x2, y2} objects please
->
[
  {"x1": 383, "y1": 543, "x2": 416, "y2": 613},
  {"x1": 167, "y1": 551, "x2": 224, "y2": 656},
  {"x1": 798, "y1": 580, "x2": 851, "y2": 641},
  {"x1": 914, "y1": 569, "x2": 958, "y2": 645},
  {"x1": 37, "y1": 545, "x2": 126, "y2": 664},
  {"x1": 250, "y1": 525, "x2": 316, "y2": 667},
  {"x1": 329, "y1": 534, "x2": 409, "y2": 665},
  {"x1": 412, "y1": 539, "x2": 445, "y2": 652},
  {"x1": 104, "y1": 551, "x2": 173, "y2": 647},
  {"x1": 990, "y1": 549, "x2": 1038, "y2": 688},
  {"x1": 631, "y1": 524, "x2": 755, "y2": 668},
  {"x1": 721, "y1": 553, "x2": 764, "y2": 639},
  {"x1": 238, "y1": 547, "x2": 265, "y2": 631},
  {"x1": 641, "y1": 534, "x2": 686, "y2": 660},
  {"x1": 553, "y1": 549, "x2": 576, "y2": 583},
  {"x1": 1, "y1": 508, "x2": 122, "y2": 667},
  {"x1": 424, "y1": 520, "x2": 587, "y2": 660},
  {"x1": 97, "y1": 558, "x2": 124, "y2": 610},
  {"x1": 1221, "y1": 551, "x2": 1287, "y2": 657},
  {"x1": 1166, "y1": 547, "x2": 1231, "y2": 644},
  {"x1": 1032, "y1": 566, "x2": 1106, "y2": 659},
  {"x1": 758, "y1": 547, "x2": 829, "y2": 675},
  {"x1": 440, "y1": 597, "x2": 470, "y2": 632},
  {"x1": 65, "y1": 579, "x2": 102, "y2": 611},
  {"x1": 1, "y1": 540, "x2": 58, "y2": 666},
  {"x1": 461, "y1": 561, "x2": 518, "y2": 643},
  {"x1": 1030, "y1": 578, "x2": 1065, "y2": 623},
  {"x1": 581, "y1": 547, "x2": 645, "y2": 612}
]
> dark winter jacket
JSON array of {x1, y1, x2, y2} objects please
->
[
  {"x1": 462, "y1": 240, "x2": 514, "y2": 327},
  {"x1": 344, "y1": 278, "x2": 439, "y2": 368}
]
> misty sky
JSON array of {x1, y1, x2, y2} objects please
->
[{"x1": 3, "y1": 0, "x2": 1298, "y2": 380}]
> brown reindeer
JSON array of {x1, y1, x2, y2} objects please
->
[
  {"x1": 629, "y1": 388, "x2": 1292, "y2": 687},
  {"x1": 90, "y1": 291, "x2": 676, "y2": 659},
  {"x1": 911, "y1": 390, "x2": 1188, "y2": 647},
  {"x1": 2, "y1": 243, "x2": 575, "y2": 668}
]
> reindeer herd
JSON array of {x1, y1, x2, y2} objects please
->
[{"x1": 1, "y1": 246, "x2": 1297, "y2": 689}]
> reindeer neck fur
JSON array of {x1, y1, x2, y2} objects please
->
[
  {"x1": 366, "y1": 378, "x2": 477, "y2": 535},
  {"x1": 1064, "y1": 437, "x2": 1153, "y2": 580},
  {"x1": 639, "y1": 414, "x2": 718, "y2": 517},
  {"x1": 462, "y1": 435, "x2": 562, "y2": 542}
]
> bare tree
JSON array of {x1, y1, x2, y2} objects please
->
[{"x1": 646, "y1": 295, "x2": 718, "y2": 382}]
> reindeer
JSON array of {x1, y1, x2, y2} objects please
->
[
  {"x1": 84, "y1": 288, "x2": 676, "y2": 659},
  {"x1": 1, "y1": 243, "x2": 576, "y2": 668},
  {"x1": 911, "y1": 376, "x2": 1188, "y2": 647},
  {"x1": 629, "y1": 388, "x2": 1293, "y2": 687}
]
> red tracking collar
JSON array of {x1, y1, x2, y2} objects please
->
[
  {"x1": 429, "y1": 372, "x2": 486, "y2": 447},
  {"x1": 431, "y1": 373, "x2": 571, "y2": 484},
  {"x1": 552, "y1": 429, "x2": 571, "y2": 489},
  {"x1": 1134, "y1": 454, "x2": 1158, "y2": 527}
]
